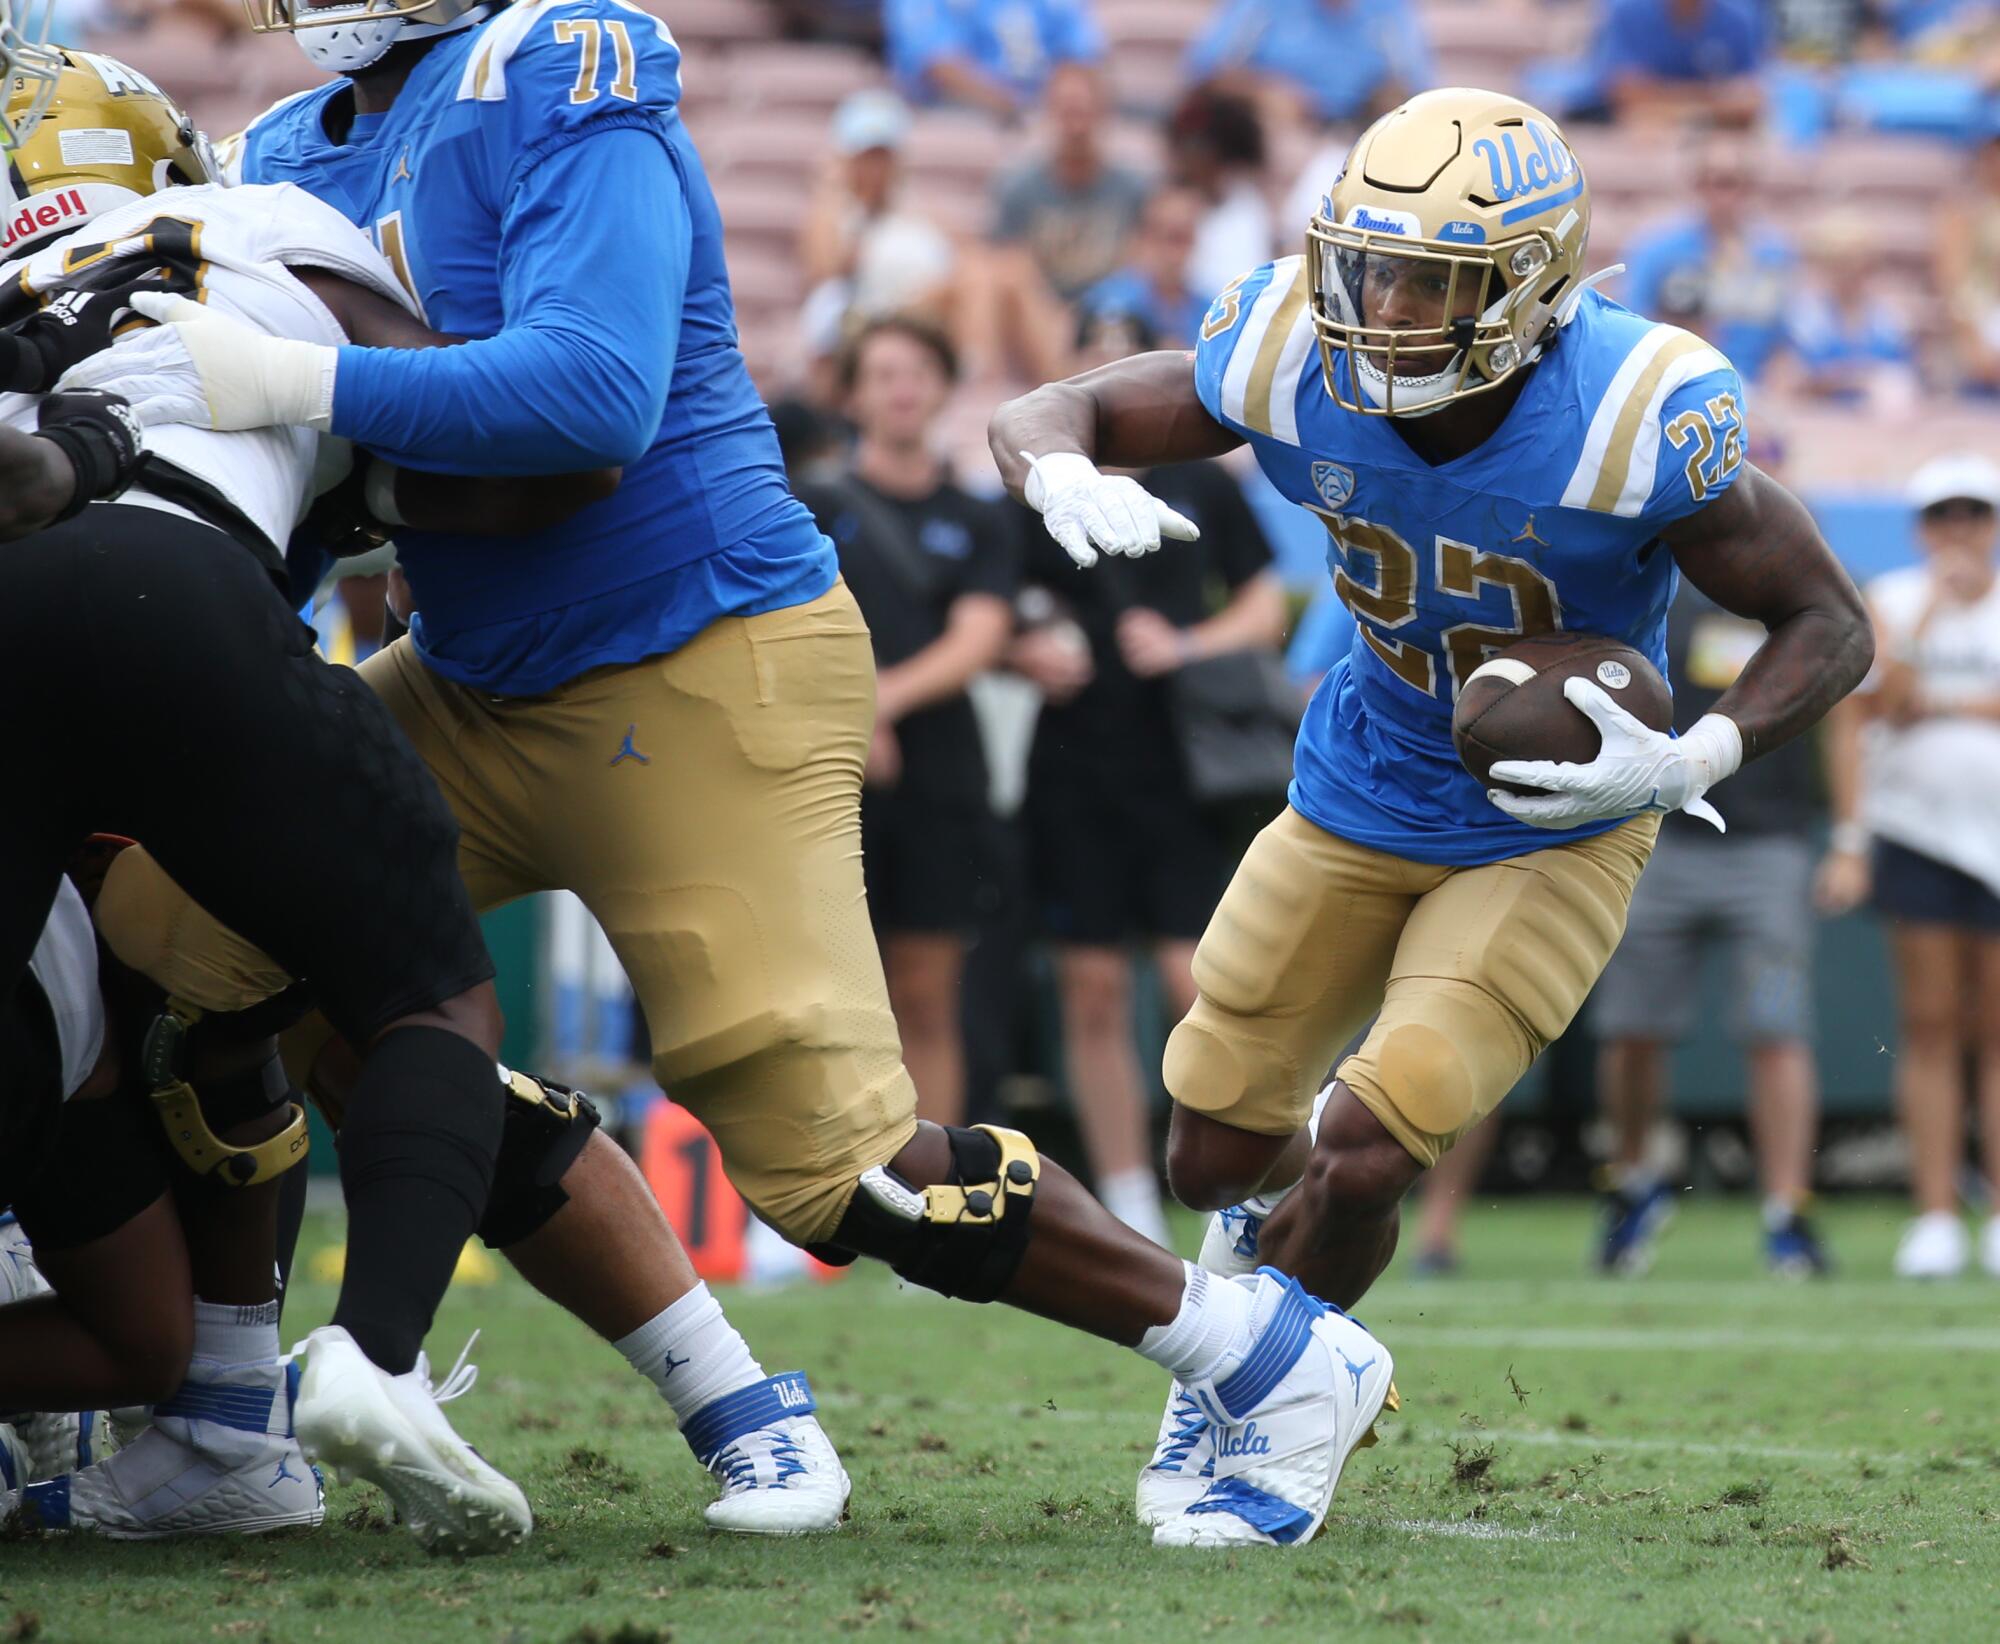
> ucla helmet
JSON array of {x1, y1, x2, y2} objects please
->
[
  {"x1": 1308, "y1": 87, "x2": 1595, "y2": 418},
  {"x1": 239, "y1": 0, "x2": 496, "y2": 74},
  {"x1": 2, "y1": 47, "x2": 218, "y2": 258}
]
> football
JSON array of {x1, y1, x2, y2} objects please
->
[{"x1": 1451, "y1": 631, "x2": 1673, "y2": 792}]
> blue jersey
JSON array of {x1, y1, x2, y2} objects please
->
[
  {"x1": 1195, "y1": 259, "x2": 1748, "y2": 865},
  {"x1": 237, "y1": 0, "x2": 835, "y2": 694}
]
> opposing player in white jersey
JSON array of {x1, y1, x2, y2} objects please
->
[
  {"x1": 992, "y1": 87, "x2": 1873, "y2": 1544},
  {"x1": 0, "y1": 46, "x2": 855, "y2": 1544}
]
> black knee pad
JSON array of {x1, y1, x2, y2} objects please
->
[
  {"x1": 813, "y1": 1123, "x2": 1040, "y2": 1304},
  {"x1": 476, "y1": 1070, "x2": 601, "y2": 1249},
  {"x1": 13, "y1": 1089, "x2": 168, "y2": 1251}
]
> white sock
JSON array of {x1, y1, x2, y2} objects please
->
[
  {"x1": 1100, "y1": 1167, "x2": 1168, "y2": 1245},
  {"x1": 190, "y1": 1297, "x2": 279, "y2": 1371},
  {"x1": 1762, "y1": 1196, "x2": 1797, "y2": 1232},
  {"x1": 1136, "y1": 1260, "x2": 1255, "y2": 1385},
  {"x1": 613, "y1": 1283, "x2": 764, "y2": 1423}
]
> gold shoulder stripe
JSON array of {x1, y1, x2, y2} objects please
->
[
  {"x1": 1242, "y1": 260, "x2": 1309, "y2": 438},
  {"x1": 1585, "y1": 330, "x2": 1712, "y2": 514}
]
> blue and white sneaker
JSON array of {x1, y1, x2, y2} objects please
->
[
  {"x1": 1152, "y1": 1269, "x2": 1395, "y2": 1549},
  {"x1": 25, "y1": 1357, "x2": 322, "y2": 1538},
  {"x1": 1765, "y1": 1211, "x2": 1830, "y2": 1277},
  {"x1": 1595, "y1": 1178, "x2": 1675, "y2": 1276},
  {"x1": 1136, "y1": 1381, "x2": 1214, "y2": 1527},
  {"x1": 682, "y1": 1372, "x2": 849, "y2": 1535}
]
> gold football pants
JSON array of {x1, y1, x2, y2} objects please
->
[
  {"x1": 95, "y1": 580, "x2": 919, "y2": 1243},
  {"x1": 1164, "y1": 805, "x2": 1658, "y2": 1167}
]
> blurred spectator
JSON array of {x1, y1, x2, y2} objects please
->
[
  {"x1": 987, "y1": 62, "x2": 1148, "y2": 380},
  {"x1": 1589, "y1": 440, "x2": 1834, "y2": 1280},
  {"x1": 1165, "y1": 85, "x2": 1274, "y2": 302},
  {"x1": 1769, "y1": 0, "x2": 1884, "y2": 63},
  {"x1": 1821, "y1": 454, "x2": 2000, "y2": 1279},
  {"x1": 992, "y1": 64, "x2": 1150, "y2": 303},
  {"x1": 1766, "y1": 211, "x2": 1919, "y2": 412},
  {"x1": 1185, "y1": 0, "x2": 1433, "y2": 131},
  {"x1": 1935, "y1": 127, "x2": 2000, "y2": 396},
  {"x1": 801, "y1": 91, "x2": 958, "y2": 321},
  {"x1": 886, "y1": 0, "x2": 1105, "y2": 118},
  {"x1": 1077, "y1": 185, "x2": 1211, "y2": 347},
  {"x1": 1621, "y1": 132, "x2": 1795, "y2": 381},
  {"x1": 793, "y1": 318, "x2": 1019, "y2": 1127},
  {"x1": 768, "y1": 0, "x2": 885, "y2": 51},
  {"x1": 1598, "y1": 0, "x2": 1769, "y2": 127},
  {"x1": 1007, "y1": 309, "x2": 1287, "y2": 1241}
]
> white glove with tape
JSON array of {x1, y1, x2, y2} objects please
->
[
  {"x1": 1021, "y1": 449, "x2": 1199, "y2": 569},
  {"x1": 1487, "y1": 677, "x2": 1741, "y2": 832},
  {"x1": 55, "y1": 291, "x2": 336, "y2": 433}
]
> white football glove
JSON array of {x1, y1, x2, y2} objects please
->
[
  {"x1": 1487, "y1": 677, "x2": 1741, "y2": 833},
  {"x1": 54, "y1": 291, "x2": 337, "y2": 433},
  {"x1": 1021, "y1": 449, "x2": 1199, "y2": 569}
]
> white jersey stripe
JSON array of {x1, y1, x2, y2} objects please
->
[
  {"x1": 1220, "y1": 254, "x2": 1304, "y2": 435},
  {"x1": 1611, "y1": 344, "x2": 1730, "y2": 517},
  {"x1": 1559, "y1": 324, "x2": 1676, "y2": 511},
  {"x1": 1265, "y1": 286, "x2": 1318, "y2": 447}
]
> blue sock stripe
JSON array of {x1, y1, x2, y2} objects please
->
[
  {"x1": 1213, "y1": 1274, "x2": 1324, "y2": 1420},
  {"x1": 1183, "y1": 1477, "x2": 1315, "y2": 1544},
  {"x1": 680, "y1": 1372, "x2": 815, "y2": 1463},
  {"x1": 24, "y1": 1476, "x2": 68, "y2": 1528},
  {"x1": 154, "y1": 1382, "x2": 276, "y2": 1432}
]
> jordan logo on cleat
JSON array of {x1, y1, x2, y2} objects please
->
[
  {"x1": 271, "y1": 1453, "x2": 302, "y2": 1488},
  {"x1": 1335, "y1": 1347, "x2": 1377, "y2": 1401},
  {"x1": 661, "y1": 1351, "x2": 689, "y2": 1377},
  {"x1": 611, "y1": 725, "x2": 651, "y2": 767}
]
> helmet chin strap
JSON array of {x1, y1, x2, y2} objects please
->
[{"x1": 297, "y1": 1, "x2": 493, "y2": 75}]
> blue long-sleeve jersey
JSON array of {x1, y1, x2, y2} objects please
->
[{"x1": 239, "y1": 0, "x2": 835, "y2": 693}]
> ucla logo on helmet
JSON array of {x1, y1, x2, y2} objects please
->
[
  {"x1": 1470, "y1": 120, "x2": 1579, "y2": 211},
  {"x1": 1436, "y1": 219, "x2": 1487, "y2": 244},
  {"x1": 1312, "y1": 462, "x2": 1355, "y2": 509}
]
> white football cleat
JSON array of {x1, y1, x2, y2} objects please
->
[
  {"x1": 1152, "y1": 1269, "x2": 1394, "y2": 1549},
  {"x1": 1894, "y1": 1211, "x2": 1969, "y2": 1279},
  {"x1": 683, "y1": 1372, "x2": 850, "y2": 1534},
  {"x1": 291, "y1": 1326, "x2": 530, "y2": 1554},
  {"x1": 23, "y1": 1358, "x2": 321, "y2": 1538}
]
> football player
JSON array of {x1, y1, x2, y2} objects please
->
[
  {"x1": 0, "y1": 44, "x2": 537, "y2": 1550},
  {"x1": 0, "y1": 51, "x2": 855, "y2": 1543},
  {"x1": 74, "y1": 0, "x2": 1393, "y2": 1549},
  {"x1": 988, "y1": 88, "x2": 1873, "y2": 1543}
]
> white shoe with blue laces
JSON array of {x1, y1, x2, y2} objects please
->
[
  {"x1": 1151, "y1": 1269, "x2": 1395, "y2": 1549},
  {"x1": 24, "y1": 1356, "x2": 322, "y2": 1538},
  {"x1": 1137, "y1": 1380, "x2": 1213, "y2": 1527},
  {"x1": 682, "y1": 1372, "x2": 849, "y2": 1535}
]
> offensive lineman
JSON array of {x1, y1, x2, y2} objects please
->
[
  {"x1": 988, "y1": 88, "x2": 1873, "y2": 1540},
  {"x1": 0, "y1": 48, "x2": 855, "y2": 1543},
  {"x1": 78, "y1": 0, "x2": 1393, "y2": 1547}
]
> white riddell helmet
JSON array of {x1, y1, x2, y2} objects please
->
[
  {"x1": 238, "y1": 0, "x2": 496, "y2": 74},
  {"x1": 1307, "y1": 86, "x2": 1601, "y2": 418}
]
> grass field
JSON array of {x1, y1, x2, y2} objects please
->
[{"x1": 3, "y1": 1196, "x2": 1996, "y2": 1644}]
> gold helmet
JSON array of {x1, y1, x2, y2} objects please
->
[
  {"x1": 1307, "y1": 87, "x2": 1594, "y2": 418},
  {"x1": 2, "y1": 47, "x2": 217, "y2": 258}
]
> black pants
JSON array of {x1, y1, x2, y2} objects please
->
[{"x1": 0, "y1": 506, "x2": 494, "y2": 1066}]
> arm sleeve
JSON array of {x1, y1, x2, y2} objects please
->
[
  {"x1": 1640, "y1": 361, "x2": 1750, "y2": 530},
  {"x1": 330, "y1": 123, "x2": 687, "y2": 473}
]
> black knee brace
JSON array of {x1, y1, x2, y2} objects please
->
[
  {"x1": 476, "y1": 1069, "x2": 601, "y2": 1249},
  {"x1": 813, "y1": 1124, "x2": 1041, "y2": 1304}
]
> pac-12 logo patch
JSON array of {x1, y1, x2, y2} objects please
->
[
  {"x1": 1596, "y1": 660, "x2": 1632, "y2": 690},
  {"x1": 1312, "y1": 462, "x2": 1355, "y2": 509}
]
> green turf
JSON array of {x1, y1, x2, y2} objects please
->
[{"x1": 4, "y1": 1197, "x2": 1996, "y2": 1644}]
